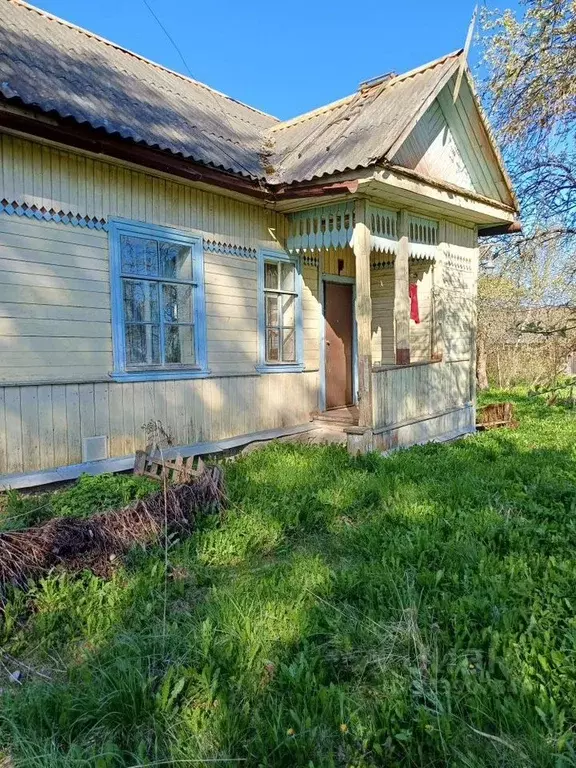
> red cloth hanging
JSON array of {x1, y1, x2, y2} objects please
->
[{"x1": 409, "y1": 282, "x2": 420, "y2": 324}]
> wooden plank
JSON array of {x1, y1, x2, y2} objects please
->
[
  {"x1": 122, "y1": 382, "x2": 135, "y2": 455},
  {"x1": 51, "y1": 384, "x2": 68, "y2": 467},
  {"x1": 0, "y1": 387, "x2": 6, "y2": 474},
  {"x1": 20, "y1": 386, "x2": 40, "y2": 471},
  {"x1": 65, "y1": 384, "x2": 81, "y2": 464},
  {"x1": 108, "y1": 383, "x2": 125, "y2": 458},
  {"x1": 37, "y1": 385, "x2": 55, "y2": 469},
  {"x1": 132, "y1": 382, "x2": 146, "y2": 453}
]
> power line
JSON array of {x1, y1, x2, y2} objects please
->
[
  {"x1": 139, "y1": 0, "x2": 268, "y2": 187},
  {"x1": 141, "y1": 0, "x2": 194, "y2": 80}
]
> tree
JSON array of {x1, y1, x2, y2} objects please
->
[
  {"x1": 478, "y1": 0, "x2": 576, "y2": 385},
  {"x1": 481, "y1": 0, "x2": 576, "y2": 262}
]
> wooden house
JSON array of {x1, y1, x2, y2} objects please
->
[{"x1": 0, "y1": 0, "x2": 519, "y2": 487}]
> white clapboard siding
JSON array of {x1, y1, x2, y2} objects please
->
[{"x1": 0, "y1": 372, "x2": 320, "y2": 475}]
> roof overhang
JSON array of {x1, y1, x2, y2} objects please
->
[
  {"x1": 0, "y1": 100, "x2": 520, "y2": 233},
  {"x1": 273, "y1": 165, "x2": 519, "y2": 228}
]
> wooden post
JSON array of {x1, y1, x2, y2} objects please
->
[
  {"x1": 395, "y1": 210, "x2": 411, "y2": 365},
  {"x1": 353, "y1": 197, "x2": 373, "y2": 430},
  {"x1": 431, "y1": 220, "x2": 446, "y2": 363}
]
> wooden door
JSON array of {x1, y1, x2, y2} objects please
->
[{"x1": 324, "y1": 281, "x2": 354, "y2": 409}]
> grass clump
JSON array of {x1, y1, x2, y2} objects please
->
[{"x1": 1, "y1": 391, "x2": 576, "y2": 766}]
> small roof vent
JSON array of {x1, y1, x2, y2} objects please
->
[{"x1": 359, "y1": 72, "x2": 396, "y2": 92}]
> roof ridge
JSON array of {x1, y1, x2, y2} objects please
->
[
  {"x1": 270, "y1": 49, "x2": 463, "y2": 134},
  {"x1": 8, "y1": 0, "x2": 279, "y2": 123},
  {"x1": 269, "y1": 94, "x2": 356, "y2": 133}
]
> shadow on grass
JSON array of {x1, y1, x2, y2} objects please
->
[{"x1": 2, "y1": 404, "x2": 576, "y2": 767}]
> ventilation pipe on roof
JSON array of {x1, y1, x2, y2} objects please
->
[{"x1": 359, "y1": 72, "x2": 396, "y2": 92}]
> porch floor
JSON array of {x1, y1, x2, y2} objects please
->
[{"x1": 313, "y1": 406, "x2": 359, "y2": 427}]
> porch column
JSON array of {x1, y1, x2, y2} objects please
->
[
  {"x1": 395, "y1": 210, "x2": 411, "y2": 365},
  {"x1": 353, "y1": 197, "x2": 373, "y2": 429}
]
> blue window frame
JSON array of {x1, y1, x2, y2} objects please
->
[
  {"x1": 109, "y1": 219, "x2": 209, "y2": 382},
  {"x1": 256, "y1": 249, "x2": 304, "y2": 374}
]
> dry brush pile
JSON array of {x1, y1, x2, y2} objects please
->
[{"x1": 0, "y1": 467, "x2": 225, "y2": 589}]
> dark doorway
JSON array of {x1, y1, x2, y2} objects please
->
[{"x1": 324, "y1": 281, "x2": 354, "y2": 409}]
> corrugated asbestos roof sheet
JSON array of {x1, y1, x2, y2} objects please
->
[
  {"x1": 0, "y1": 0, "x2": 277, "y2": 178},
  {"x1": 263, "y1": 53, "x2": 461, "y2": 184},
  {"x1": 0, "y1": 0, "x2": 462, "y2": 185}
]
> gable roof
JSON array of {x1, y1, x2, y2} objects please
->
[
  {"x1": 262, "y1": 52, "x2": 462, "y2": 185},
  {"x1": 0, "y1": 0, "x2": 515, "y2": 209}
]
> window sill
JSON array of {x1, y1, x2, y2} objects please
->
[
  {"x1": 255, "y1": 364, "x2": 305, "y2": 375},
  {"x1": 111, "y1": 368, "x2": 211, "y2": 382}
]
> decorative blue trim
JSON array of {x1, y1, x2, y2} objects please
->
[
  {"x1": 257, "y1": 248, "x2": 304, "y2": 374},
  {"x1": 319, "y1": 272, "x2": 358, "y2": 411},
  {"x1": 203, "y1": 239, "x2": 257, "y2": 259},
  {"x1": 255, "y1": 364, "x2": 305, "y2": 374},
  {"x1": 109, "y1": 218, "x2": 209, "y2": 381},
  {"x1": 0, "y1": 199, "x2": 108, "y2": 230},
  {"x1": 303, "y1": 254, "x2": 320, "y2": 268},
  {"x1": 110, "y1": 369, "x2": 212, "y2": 382}
]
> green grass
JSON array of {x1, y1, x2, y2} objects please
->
[{"x1": 1, "y1": 391, "x2": 576, "y2": 766}]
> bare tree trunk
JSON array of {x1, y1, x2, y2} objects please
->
[{"x1": 477, "y1": 333, "x2": 489, "y2": 390}]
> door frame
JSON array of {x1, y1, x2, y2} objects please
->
[{"x1": 319, "y1": 274, "x2": 358, "y2": 412}]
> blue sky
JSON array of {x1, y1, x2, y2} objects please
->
[{"x1": 31, "y1": 0, "x2": 521, "y2": 120}]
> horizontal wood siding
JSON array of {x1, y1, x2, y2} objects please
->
[
  {"x1": 0, "y1": 133, "x2": 324, "y2": 383},
  {"x1": 0, "y1": 215, "x2": 110, "y2": 382},
  {"x1": 0, "y1": 372, "x2": 319, "y2": 475}
]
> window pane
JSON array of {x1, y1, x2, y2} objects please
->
[
  {"x1": 123, "y1": 280, "x2": 159, "y2": 323},
  {"x1": 281, "y1": 294, "x2": 295, "y2": 328},
  {"x1": 280, "y1": 262, "x2": 296, "y2": 292},
  {"x1": 265, "y1": 294, "x2": 279, "y2": 327},
  {"x1": 162, "y1": 283, "x2": 193, "y2": 324},
  {"x1": 165, "y1": 325, "x2": 195, "y2": 365},
  {"x1": 121, "y1": 235, "x2": 158, "y2": 276},
  {"x1": 160, "y1": 242, "x2": 192, "y2": 280},
  {"x1": 282, "y1": 328, "x2": 296, "y2": 362},
  {"x1": 266, "y1": 328, "x2": 280, "y2": 362},
  {"x1": 265, "y1": 262, "x2": 278, "y2": 289},
  {"x1": 125, "y1": 324, "x2": 160, "y2": 366}
]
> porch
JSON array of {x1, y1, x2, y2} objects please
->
[{"x1": 286, "y1": 198, "x2": 478, "y2": 453}]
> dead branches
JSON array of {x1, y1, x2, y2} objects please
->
[{"x1": 0, "y1": 467, "x2": 225, "y2": 589}]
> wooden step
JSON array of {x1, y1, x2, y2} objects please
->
[{"x1": 312, "y1": 406, "x2": 359, "y2": 426}]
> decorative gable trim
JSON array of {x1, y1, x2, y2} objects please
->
[{"x1": 202, "y1": 239, "x2": 258, "y2": 259}]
